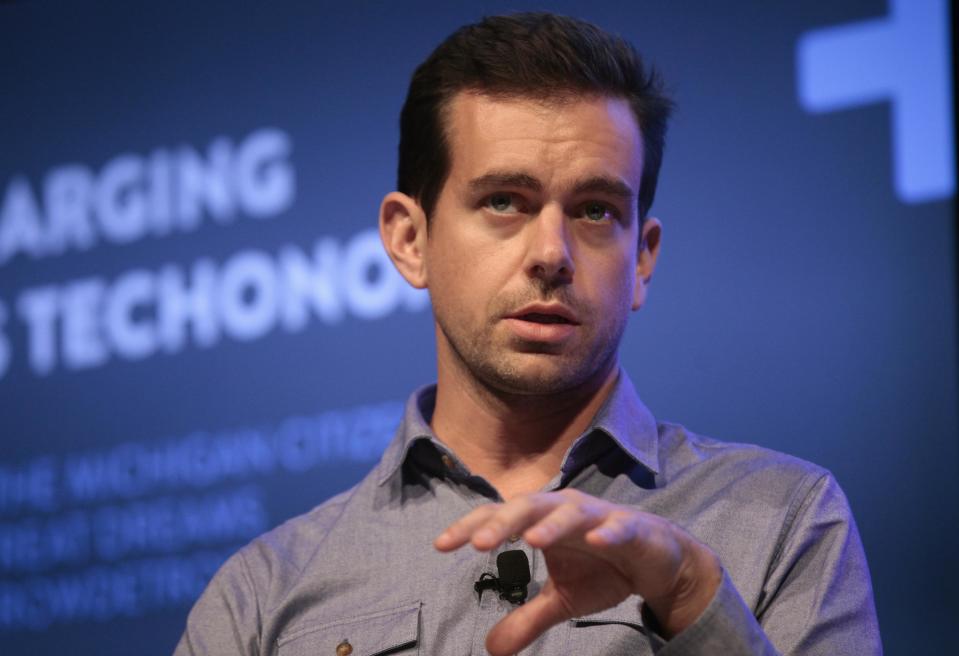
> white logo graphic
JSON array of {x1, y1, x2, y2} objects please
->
[{"x1": 797, "y1": 0, "x2": 954, "y2": 203}]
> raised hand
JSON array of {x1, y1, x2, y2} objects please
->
[{"x1": 434, "y1": 488, "x2": 722, "y2": 656}]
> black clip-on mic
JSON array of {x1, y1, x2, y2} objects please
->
[{"x1": 474, "y1": 550, "x2": 531, "y2": 604}]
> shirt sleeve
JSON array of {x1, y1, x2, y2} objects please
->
[
  {"x1": 645, "y1": 472, "x2": 881, "y2": 655},
  {"x1": 173, "y1": 548, "x2": 262, "y2": 656}
]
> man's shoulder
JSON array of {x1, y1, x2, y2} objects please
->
[
  {"x1": 650, "y1": 422, "x2": 857, "y2": 578},
  {"x1": 224, "y1": 471, "x2": 379, "y2": 587},
  {"x1": 257, "y1": 485, "x2": 356, "y2": 553},
  {"x1": 655, "y1": 420, "x2": 832, "y2": 495}
]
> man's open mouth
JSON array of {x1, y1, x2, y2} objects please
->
[{"x1": 519, "y1": 313, "x2": 574, "y2": 324}]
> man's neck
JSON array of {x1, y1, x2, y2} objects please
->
[{"x1": 429, "y1": 358, "x2": 620, "y2": 500}]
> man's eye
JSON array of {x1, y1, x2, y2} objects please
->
[
  {"x1": 487, "y1": 193, "x2": 516, "y2": 212},
  {"x1": 583, "y1": 202, "x2": 613, "y2": 222}
]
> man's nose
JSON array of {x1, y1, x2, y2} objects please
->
[{"x1": 524, "y1": 205, "x2": 574, "y2": 284}]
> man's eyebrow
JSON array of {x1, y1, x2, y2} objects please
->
[
  {"x1": 571, "y1": 176, "x2": 635, "y2": 201},
  {"x1": 468, "y1": 171, "x2": 542, "y2": 192},
  {"x1": 467, "y1": 171, "x2": 635, "y2": 202}
]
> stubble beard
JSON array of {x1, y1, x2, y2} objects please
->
[{"x1": 435, "y1": 285, "x2": 629, "y2": 398}]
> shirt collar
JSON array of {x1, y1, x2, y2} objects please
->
[
  {"x1": 586, "y1": 369, "x2": 661, "y2": 475},
  {"x1": 376, "y1": 386, "x2": 438, "y2": 485},
  {"x1": 376, "y1": 369, "x2": 660, "y2": 486}
]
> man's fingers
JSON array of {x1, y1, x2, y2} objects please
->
[
  {"x1": 435, "y1": 490, "x2": 619, "y2": 553},
  {"x1": 434, "y1": 504, "x2": 498, "y2": 551},
  {"x1": 467, "y1": 494, "x2": 558, "y2": 550},
  {"x1": 485, "y1": 588, "x2": 570, "y2": 656},
  {"x1": 436, "y1": 493, "x2": 567, "y2": 552},
  {"x1": 584, "y1": 510, "x2": 644, "y2": 547},
  {"x1": 471, "y1": 490, "x2": 606, "y2": 550},
  {"x1": 523, "y1": 497, "x2": 608, "y2": 549}
]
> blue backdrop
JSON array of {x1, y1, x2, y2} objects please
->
[{"x1": 1, "y1": 1, "x2": 955, "y2": 653}]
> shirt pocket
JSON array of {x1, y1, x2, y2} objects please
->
[
  {"x1": 277, "y1": 602, "x2": 421, "y2": 656},
  {"x1": 566, "y1": 609, "x2": 652, "y2": 654}
]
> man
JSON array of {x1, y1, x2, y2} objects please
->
[{"x1": 176, "y1": 13, "x2": 880, "y2": 655}]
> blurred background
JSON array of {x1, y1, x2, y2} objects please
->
[{"x1": 0, "y1": 1, "x2": 955, "y2": 653}]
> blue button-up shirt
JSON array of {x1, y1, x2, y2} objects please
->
[{"x1": 176, "y1": 371, "x2": 881, "y2": 655}]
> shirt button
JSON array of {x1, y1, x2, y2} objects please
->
[
  {"x1": 508, "y1": 534, "x2": 521, "y2": 544},
  {"x1": 336, "y1": 640, "x2": 353, "y2": 656},
  {"x1": 440, "y1": 454, "x2": 454, "y2": 470}
]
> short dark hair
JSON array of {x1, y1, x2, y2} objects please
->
[{"x1": 397, "y1": 12, "x2": 674, "y2": 224}]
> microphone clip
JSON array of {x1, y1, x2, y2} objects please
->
[{"x1": 473, "y1": 550, "x2": 530, "y2": 605}]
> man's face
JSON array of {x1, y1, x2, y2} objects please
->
[{"x1": 424, "y1": 92, "x2": 657, "y2": 396}]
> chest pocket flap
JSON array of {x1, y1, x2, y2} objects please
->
[
  {"x1": 277, "y1": 602, "x2": 421, "y2": 656},
  {"x1": 567, "y1": 600, "x2": 652, "y2": 653}
]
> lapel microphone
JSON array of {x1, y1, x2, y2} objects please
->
[{"x1": 474, "y1": 550, "x2": 531, "y2": 604}]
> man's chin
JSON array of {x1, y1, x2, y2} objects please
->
[{"x1": 476, "y1": 354, "x2": 604, "y2": 397}]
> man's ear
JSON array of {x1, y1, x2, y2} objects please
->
[
  {"x1": 379, "y1": 191, "x2": 429, "y2": 289},
  {"x1": 632, "y1": 216, "x2": 662, "y2": 311}
]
